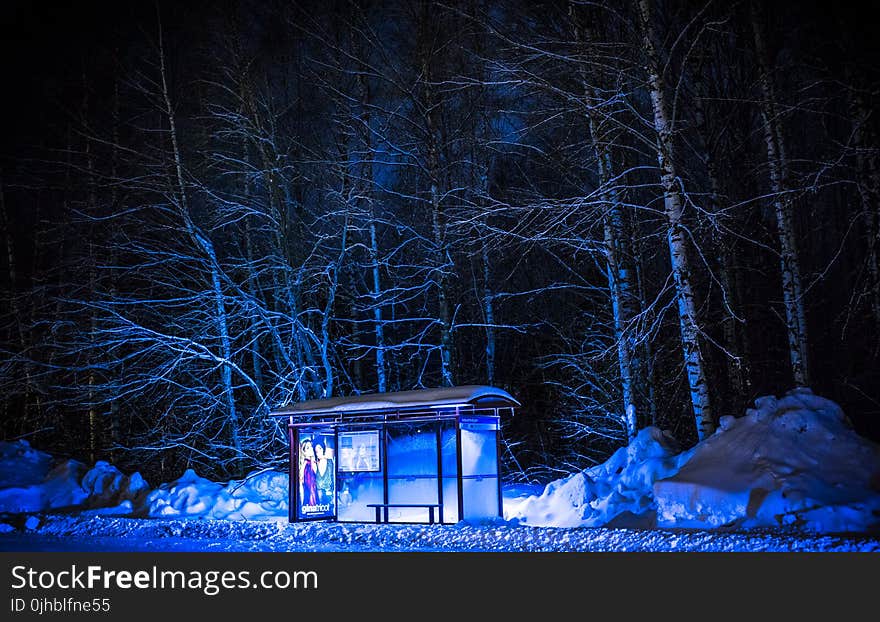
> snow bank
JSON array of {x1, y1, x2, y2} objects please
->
[
  {"x1": 145, "y1": 468, "x2": 287, "y2": 520},
  {"x1": 0, "y1": 457, "x2": 87, "y2": 513},
  {"x1": 0, "y1": 441, "x2": 148, "y2": 515},
  {"x1": 0, "y1": 438, "x2": 52, "y2": 488},
  {"x1": 506, "y1": 388, "x2": 880, "y2": 533},
  {"x1": 81, "y1": 461, "x2": 151, "y2": 510},
  {"x1": 0, "y1": 441, "x2": 89, "y2": 513},
  {"x1": 505, "y1": 426, "x2": 691, "y2": 527},
  {"x1": 0, "y1": 439, "x2": 288, "y2": 521},
  {"x1": 654, "y1": 388, "x2": 880, "y2": 532}
]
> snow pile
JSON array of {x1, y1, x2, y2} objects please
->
[
  {"x1": 0, "y1": 441, "x2": 147, "y2": 514},
  {"x1": 0, "y1": 439, "x2": 52, "y2": 488},
  {"x1": 506, "y1": 388, "x2": 880, "y2": 533},
  {"x1": 505, "y1": 426, "x2": 691, "y2": 527},
  {"x1": 80, "y1": 461, "x2": 151, "y2": 515},
  {"x1": 0, "y1": 439, "x2": 288, "y2": 521},
  {"x1": 144, "y1": 469, "x2": 288, "y2": 520},
  {"x1": 654, "y1": 388, "x2": 880, "y2": 532}
]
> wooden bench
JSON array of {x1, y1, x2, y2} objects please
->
[{"x1": 366, "y1": 503, "x2": 442, "y2": 524}]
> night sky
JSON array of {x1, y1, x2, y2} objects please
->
[{"x1": 3, "y1": 1, "x2": 878, "y2": 153}]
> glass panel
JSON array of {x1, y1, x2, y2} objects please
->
[
  {"x1": 442, "y1": 477, "x2": 459, "y2": 523},
  {"x1": 460, "y1": 427, "x2": 499, "y2": 520},
  {"x1": 462, "y1": 476, "x2": 500, "y2": 520},
  {"x1": 387, "y1": 476, "x2": 439, "y2": 505},
  {"x1": 384, "y1": 483, "x2": 439, "y2": 523},
  {"x1": 441, "y1": 420, "x2": 458, "y2": 476},
  {"x1": 387, "y1": 423, "x2": 437, "y2": 476},
  {"x1": 385, "y1": 422, "x2": 440, "y2": 523},
  {"x1": 337, "y1": 471, "x2": 384, "y2": 522},
  {"x1": 460, "y1": 428, "x2": 498, "y2": 477}
]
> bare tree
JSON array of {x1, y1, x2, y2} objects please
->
[
  {"x1": 638, "y1": 0, "x2": 715, "y2": 440},
  {"x1": 750, "y1": 1, "x2": 810, "y2": 387}
]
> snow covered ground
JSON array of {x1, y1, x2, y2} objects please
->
[
  {"x1": 3, "y1": 514, "x2": 880, "y2": 552},
  {"x1": 1, "y1": 388, "x2": 879, "y2": 552}
]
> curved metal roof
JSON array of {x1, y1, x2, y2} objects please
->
[{"x1": 269, "y1": 385, "x2": 519, "y2": 418}]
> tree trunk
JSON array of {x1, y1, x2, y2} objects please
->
[
  {"x1": 108, "y1": 70, "x2": 121, "y2": 461},
  {"x1": 239, "y1": 132, "x2": 265, "y2": 400},
  {"x1": 638, "y1": 0, "x2": 715, "y2": 440},
  {"x1": 431, "y1": 177, "x2": 454, "y2": 388},
  {"x1": 752, "y1": 2, "x2": 810, "y2": 387},
  {"x1": 82, "y1": 72, "x2": 100, "y2": 464},
  {"x1": 356, "y1": 62, "x2": 388, "y2": 392},
  {"x1": 571, "y1": 3, "x2": 641, "y2": 438},
  {"x1": 369, "y1": 219, "x2": 387, "y2": 392},
  {"x1": 482, "y1": 241, "x2": 496, "y2": 387},
  {"x1": 244, "y1": 221, "x2": 265, "y2": 396},
  {"x1": 691, "y1": 52, "x2": 746, "y2": 398},
  {"x1": 598, "y1": 150, "x2": 639, "y2": 440},
  {"x1": 419, "y1": 6, "x2": 454, "y2": 387},
  {"x1": 0, "y1": 175, "x2": 38, "y2": 430},
  {"x1": 470, "y1": 1, "x2": 497, "y2": 389},
  {"x1": 319, "y1": 223, "x2": 346, "y2": 399},
  {"x1": 849, "y1": 87, "x2": 880, "y2": 330},
  {"x1": 474, "y1": 152, "x2": 495, "y2": 387},
  {"x1": 632, "y1": 213, "x2": 658, "y2": 427},
  {"x1": 157, "y1": 11, "x2": 240, "y2": 459}
]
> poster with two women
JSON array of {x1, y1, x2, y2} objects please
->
[{"x1": 297, "y1": 432, "x2": 336, "y2": 520}]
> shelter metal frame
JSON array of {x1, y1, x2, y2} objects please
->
[{"x1": 271, "y1": 389, "x2": 517, "y2": 524}]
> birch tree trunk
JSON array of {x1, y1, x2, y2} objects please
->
[
  {"x1": 589, "y1": 108, "x2": 640, "y2": 437},
  {"x1": 638, "y1": 0, "x2": 715, "y2": 440},
  {"x1": 471, "y1": 139, "x2": 496, "y2": 387},
  {"x1": 570, "y1": 3, "x2": 641, "y2": 438},
  {"x1": 482, "y1": 238, "x2": 496, "y2": 387},
  {"x1": 632, "y1": 215, "x2": 658, "y2": 426},
  {"x1": 320, "y1": 216, "x2": 347, "y2": 398},
  {"x1": 357, "y1": 63, "x2": 387, "y2": 392},
  {"x1": 369, "y1": 218, "x2": 387, "y2": 392},
  {"x1": 470, "y1": 1, "x2": 496, "y2": 388},
  {"x1": 598, "y1": 150, "x2": 639, "y2": 440},
  {"x1": 430, "y1": 171, "x2": 455, "y2": 388},
  {"x1": 419, "y1": 5, "x2": 454, "y2": 387},
  {"x1": 751, "y1": 2, "x2": 810, "y2": 387},
  {"x1": 158, "y1": 12, "x2": 240, "y2": 458}
]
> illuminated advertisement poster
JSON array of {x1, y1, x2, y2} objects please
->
[
  {"x1": 338, "y1": 430, "x2": 381, "y2": 472},
  {"x1": 298, "y1": 431, "x2": 336, "y2": 519}
]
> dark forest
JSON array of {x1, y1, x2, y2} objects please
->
[{"x1": 2, "y1": 0, "x2": 879, "y2": 485}]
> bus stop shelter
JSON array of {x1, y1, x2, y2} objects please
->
[{"x1": 269, "y1": 385, "x2": 519, "y2": 524}]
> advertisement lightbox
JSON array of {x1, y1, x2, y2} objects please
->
[
  {"x1": 338, "y1": 430, "x2": 381, "y2": 472},
  {"x1": 297, "y1": 431, "x2": 336, "y2": 520}
]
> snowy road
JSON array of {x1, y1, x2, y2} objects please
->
[{"x1": 2, "y1": 514, "x2": 879, "y2": 552}]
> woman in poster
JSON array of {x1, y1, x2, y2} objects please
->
[
  {"x1": 299, "y1": 438, "x2": 318, "y2": 508},
  {"x1": 314, "y1": 438, "x2": 335, "y2": 507}
]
